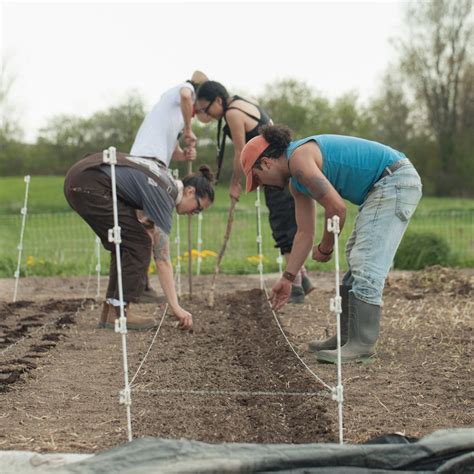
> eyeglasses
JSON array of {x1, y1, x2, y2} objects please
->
[
  {"x1": 193, "y1": 195, "x2": 204, "y2": 214},
  {"x1": 195, "y1": 98, "x2": 216, "y2": 116}
]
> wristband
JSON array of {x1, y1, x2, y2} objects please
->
[
  {"x1": 318, "y1": 244, "x2": 333, "y2": 256},
  {"x1": 282, "y1": 271, "x2": 296, "y2": 282}
]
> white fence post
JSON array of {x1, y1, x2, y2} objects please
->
[
  {"x1": 328, "y1": 215, "x2": 344, "y2": 445},
  {"x1": 102, "y1": 146, "x2": 133, "y2": 442},
  {"x1": 95, "y1": 236, "x2": 101, "y2": 298},
  {"x1": 13, "y1": 175, "x2": 31, "y2": 303},
  {"x1": 256, "y1": 187, "x2": 264, "y2": 290},
  {"x1": 172, "y1": 169, "x2": 182, "y2": 297},
  {"x1": 196, "y1": 213, "x2": 203, "y2": 276}
]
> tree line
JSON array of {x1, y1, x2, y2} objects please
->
[{"x1": 0, "y1": 0, "x2": 472, "y2": 196}]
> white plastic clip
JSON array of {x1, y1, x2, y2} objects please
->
[
  {"x1": 119, "y1": 387, "x2": 131, "y2": 406},
  {"x1": 108, "y1": 226, "x2": 122, "y2": 244},
  {"x1": 102, "y1": 146, "x2": 117, "y2": 165},
  {"x1": 331, "y1": 385, "x2": 344, "y2": 403},
  {"x1": 115, "y1": 316, "x2": 127, "y2": 334},
  {"x1": 20, "y1": 207, "x2": 27, "y2": 215},
  {"x1": 330, "y1": 296, "x2": 342, "y2": 314},
  {"x1": 327, "y1": 215, "x2": 340, "y2": 234}
]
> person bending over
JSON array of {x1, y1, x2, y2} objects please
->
[
  {"x1": 240, "y1": 125, "x2": 422, "y2": 363},
  {"x1": 64, "y1": 152, "x2": 214, "y2": 331},
  {"x1": 195, "y1": 80, "x2": 314, "y2": 302}
]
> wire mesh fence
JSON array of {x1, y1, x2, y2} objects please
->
[{"x1": 0, "y1": 207, "x2": 473, "y2": 277}]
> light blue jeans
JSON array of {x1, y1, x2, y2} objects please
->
[{"x1": 342, "y1": 162, "x2": 422, "y2": 306}]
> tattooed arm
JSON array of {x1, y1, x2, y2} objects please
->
[
  {"x1": 290, "y1": 144, "x2": 346, "y2": 258},
  {"x1": 152, "y1": 225, "x2": 193, "y2": 330},
  {"x1": 269, "y1": 186, "x2": 315, "y2": 311}
]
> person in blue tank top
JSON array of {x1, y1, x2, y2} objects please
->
[
  {"x1": 194, "y1": 80, "x2": 314, "y2": 302},
  {"x1": 240, "y1": 125, "x2": 422, "y2": 364}
]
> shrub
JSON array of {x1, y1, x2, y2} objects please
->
[{"x1": 394, "y1": 232, "x2": 453, "y2": 270}]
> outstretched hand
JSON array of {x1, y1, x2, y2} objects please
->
[
  {"x1": 173, "y1": 306, "x2": 193, "y2": 330},
  {"x1": 270, "y1": 278, "x2": 292, "y2": 311},
  {"x1": 229, "y1": 181, "x2": 241, "y2": 201}
]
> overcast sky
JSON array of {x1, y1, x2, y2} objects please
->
[{"x1": 1, "y1": 0, "x2": 406, "y2": 142}]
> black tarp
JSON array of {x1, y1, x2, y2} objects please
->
[{"x1": 56, "y1": 428, "x2": 473, "y2": 474}]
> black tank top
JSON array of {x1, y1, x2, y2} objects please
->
[
  {"x1": 223, "y1": 95, "x2": 272, "y2": 141},
  {"x1": 215, "y1": 95, "x2": 272, "y2": 182}
]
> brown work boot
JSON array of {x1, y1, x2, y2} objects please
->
[
  {"x1": 98, "y1": 302, "x2": 110, "y2": 329},
  {"x1": 104, "y1": 304, "x2": 157, "y2": 331}
]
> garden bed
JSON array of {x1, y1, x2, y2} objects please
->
[{"x1": 0, "y1": 268, "x2": 472, "y2": 452}]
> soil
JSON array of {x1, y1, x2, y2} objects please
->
[{"x1": 0, "y1": 267, "x2": 472, "y2": 453}]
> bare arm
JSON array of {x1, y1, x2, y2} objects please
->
[
  {"x1": 290, "y1": 146, "x2": 346, "y2": 255},
  {"x1": 225, "y1": 110, "x2": 247, "y2": 200},
  {"x1": 179, "y1": 87, "x2": 196, "y2": 148},
  {"x1": 285, "y1": 185, "x2": 316, "y2": 274},
  {"x1": 270, "y1": 185, "x2": 315, "y2": 311},
  {"x1": 152, "y1": 225, "x2": 192, "y2": 329}
]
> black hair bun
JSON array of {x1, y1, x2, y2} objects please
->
[
  {"x1": 260, "y1": 124, "x2": 292, "y2": 149},
  {"x1": 199, "y1": 165, "x2": 214, "y2": 183}
]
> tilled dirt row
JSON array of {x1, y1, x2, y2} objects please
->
[
  {"x1": 0, "y1": 299, "x2": 90, "y2": 392},
  {"x1": 0, "y1": 269, "x2": 472, "y2": 452},
  {"x1": 0, "y1": 289, "x2": 335, "y2": 453},
  {"x1": 131, "y1": 289, "x2": 334, "y2": 444}
]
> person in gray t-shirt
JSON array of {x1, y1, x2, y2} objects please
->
[{"x1": 65, "y1": 159, "x2": 215, "y2": 331}]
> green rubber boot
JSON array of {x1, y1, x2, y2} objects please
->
[
  {"x1": 307, "y1": 286, "x2": 350, "y2": 352},
  {"x1": 301, "y1": 274, "x2": 315, "y2": 295},
  {"x1": 288, "y1": 284, "x2": 305, "y2": 304},
  {"x1": 316, "y1": 293, "x2": 380, "y2": 364}
]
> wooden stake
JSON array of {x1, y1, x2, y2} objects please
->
[{"x1": 208, "y1": 197, "x2": 238, "y2": 307}]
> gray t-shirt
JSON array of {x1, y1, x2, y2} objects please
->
[{"x1": 100, "y1": 165, "x2": 175, "y2": 234}]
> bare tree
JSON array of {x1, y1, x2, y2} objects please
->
[
  {"x1": 0, "y1": 56, "x2": 22, "y2": 141},
  {"x1": 398, "y1": 0, "x2": 473, "y2": 193}
]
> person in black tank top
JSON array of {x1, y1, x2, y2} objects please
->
[{"x1": 195, "y1": 81, "x2": 314, "y2": 302}]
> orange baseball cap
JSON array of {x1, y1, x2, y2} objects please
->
[{"x1": 240, "y1": 135, "x2": 270, "y2": 192}]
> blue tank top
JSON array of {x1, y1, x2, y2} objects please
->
[{"x1": 286, "y1": 135, "x2": 405, "y2": 205}]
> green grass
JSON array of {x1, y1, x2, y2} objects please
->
[
  {"x1": 0, "y1": 175, "x2": 473, "y2": 277},
  {"x1": 0, "y1": 175, "x2": 260, "y2": 214}
]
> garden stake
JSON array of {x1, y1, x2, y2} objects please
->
[
  {"x1": 208, "y1": 197, "x2": 238, "y2": 307},
  {"x1": 13, "y1": 175, "x2": 31, "y2": 303},
  {"x1": 102, "y1": 146, "x2": 132, "y2": 442},
  {"x1": 187, "y1": 161, "x2": 193, "y2": 297},
  {"x1": 328, "y1": 215, "x2": 344, "y2": 444}
]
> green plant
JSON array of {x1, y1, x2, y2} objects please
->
[{"x1": 394, "y1": 232, "x2": 453, "y2": 270}]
